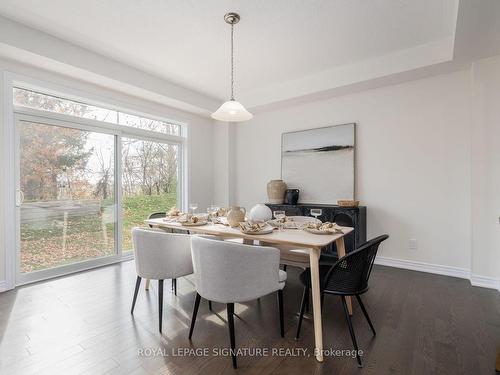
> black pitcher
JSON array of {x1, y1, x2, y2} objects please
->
[{"x1": 284, "y1": 189, "x2": 299, "y2": 205}]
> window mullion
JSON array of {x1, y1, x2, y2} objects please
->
[{"x1": 115, "y1": 133, "x2": 123, "y2": 257}]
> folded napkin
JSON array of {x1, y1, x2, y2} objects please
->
[
  {"x1": 167, "y1": 207, "x2": 182, "y2": 217},
  {"x1": 303, "y1": 222, "x2": 343, "y2": 234},
  {"x1": 239, "y1": 221, "x2": 267, "y2": 233}
]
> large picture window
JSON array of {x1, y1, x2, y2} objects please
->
[
  {"x1": 13, "y1": 86, "x2": 185, "y2": 283},
  {"x1": 121, "y1": 138, "x2": 179, "y2": 252}
]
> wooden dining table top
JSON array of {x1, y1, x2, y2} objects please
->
[{"x1": 144, "y1": 218, "x2": 354, "y2": 249}]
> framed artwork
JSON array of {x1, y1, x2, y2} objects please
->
[{"x1": 281, "y1": 123, "x2": 355, "y2": 204}]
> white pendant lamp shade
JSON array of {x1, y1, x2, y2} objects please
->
[
  {"x1": 212, "y1": 12, "x2": 253, "y2": 123},
  {"x1": 211, "y1": 99, "x2": 253, "y2": 122}
]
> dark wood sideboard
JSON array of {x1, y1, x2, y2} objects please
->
[{"x1": 266, "y1": 203, "x2": 367, "y2": 258}]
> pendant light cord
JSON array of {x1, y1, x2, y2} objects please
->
[{"x1": 231, "y1": 22, "x2": 235, "y2": 101}]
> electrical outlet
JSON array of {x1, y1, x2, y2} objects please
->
[{"x1": 409, "y1": 239, "x2": 418, "y2": 251}]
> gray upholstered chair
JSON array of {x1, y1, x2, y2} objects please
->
[
  {"x1": 189, "y1": 236, "x2": 286, "y2": 369},
  {"x1": 146, "y1": 212, "x2": 179, "y2": 294},
  {"x1": 131, "y1": 227, "x2": 193, "y2": 333}
]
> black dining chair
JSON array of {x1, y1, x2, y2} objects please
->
[
  {"x1": 295, "y1": 234, "x2": 389, "y2": 367},
  {"x1": 147, "y1": 212, "x2": 178, "y2": 295},
  {"x1": 147, "y1": 211, "x2": 166, "y2": 225}
]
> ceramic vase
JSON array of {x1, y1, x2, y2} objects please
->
[
  {"x1": 227, "y1": 206, "x2": 246, "y2": 227},
  {"x1": 267, "y1": 180, "x2": 287, "y2": 204}
]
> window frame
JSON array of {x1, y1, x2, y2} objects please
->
[
  {"x1": 13, "y1": 87, "x2": 184, "y2": 136},
  {"x1": 3, "y1": 72, "x2": 188, "y2": 287}
]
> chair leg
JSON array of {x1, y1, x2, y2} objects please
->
[
  {"x1": 208, "y1": 300, "x2": 213, "y2": 312},
  {"x1": 341, "y1": 296, "x2": 363, "y2": 368},
  {"x1": 172, "y1": 278, "x2": 177, "y2": 296},
  {"x1": 227, "y1": 303, "x2": 237, "y2": 369},
  {"x1": 277, "y1": 289, "x2": 284, "y2": 338},
  {"x1": 189, "y1": 293, "x2": 201, "y2": 339},
  {"x1": 158, "y1": 280, "x2": 164, "y2": 333},
  {"x1": 295, "y1": 286, "x2": 309, "y2": 340},
  {"x1": 305, "y1": 291, "x2": 310, "y2": 313},
  {"x1": 131, "y1": 276, "x2": 141, "y2": 314},
  {"x1": 356, "y1": 295, "x2": 376, "y2": 336}
]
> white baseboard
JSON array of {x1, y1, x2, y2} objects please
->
[
  {"x1": 375, "y1": 256, "x2": 471, "y2": 279},
  {"x1": 0, "y1": 280, "x2": 10, "y2": 293},
  {"x1": 470, "y1": 274, "x2": 500, "y2": 291},
  {"x1": 375, "y1": 256, "x2": 500, "y2": 293}
]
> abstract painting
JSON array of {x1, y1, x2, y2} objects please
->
[{"x1": 281, "y1": 123, "x2": 355, "y2": 204}]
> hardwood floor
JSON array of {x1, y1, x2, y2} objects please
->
[{"x1": 0, "y1": 261, "x2": 499, "y2": 375}]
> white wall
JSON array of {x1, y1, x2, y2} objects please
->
[
  {"x1": 0, "y1": 57, "x2": 215, "y2": 288},
  {"x1": 212, "y1": 121, "x2": 232, "y2": 207},
  {"x1": 470, "y1": 55, "x2": 500, "y2": 283},
  {"x1": 232, "y1": 69, "x2": 473, "y2": 271}
]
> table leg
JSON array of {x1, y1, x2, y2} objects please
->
[
  {"x1": 145, "y1": 279, "x2": 150, "y2": 291},
  {"x1": 309, "y1": 247, "x2": 324, "y2": 362},
  {"x1": 335, "y1": 237, "x2": 353, "y2": 315}
]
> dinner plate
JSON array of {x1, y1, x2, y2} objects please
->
[
  {"x1": 303, "y1": 228, "x2": 342, "y2": 235},
  {"x1": 267, "y1": 220, "x2": 300, "y2": 229},
  {"x1": 163, "y1": 216, "x2": 181, "y2": 222},
  {"x1": 181, "y1": 221, "x2": 208, "y2": 227},
  {"x1": 240, "y1": 225, "x2": 274, "y2": 235}
]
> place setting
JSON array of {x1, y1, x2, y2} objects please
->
[
  {"x1": 162, "y1": 203, "x2": 210, "y2": 226},
  {"x1": 302, "y1": 222, "x2": 344, "y2": 235},
  {"x1": 267, "y1": 209, "x2": 344, "y2": 235},
  {"x1": 238, "y1": 221, "x2": 274, "y2": 235}
]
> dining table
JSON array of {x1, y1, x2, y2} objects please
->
[{"x1": 144, "y1": 217, "x2": 354, "y2": 363}]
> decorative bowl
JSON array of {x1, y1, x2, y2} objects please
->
[{"x1": 337, "y1": 200, "x2": 359, "y2": 207}]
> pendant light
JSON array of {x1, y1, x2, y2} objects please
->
[{"x1": 211, "y1": 12, "x2": 253, "y2": 122}]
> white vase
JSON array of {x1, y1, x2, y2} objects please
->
[{"x1": 248, "y1": 204, "x2": 272, "y2": 222}]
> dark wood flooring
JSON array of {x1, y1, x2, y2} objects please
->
[{"x1": 0, "y1": 261, "x2": 499, "y2": 375}]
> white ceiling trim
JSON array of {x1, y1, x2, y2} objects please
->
[
  {"x1": 0, "y1": 15, "x2": 219, "y2": 116},
  {"x1": 243, "y1": 37, "x2": 455, "y2": 109}
]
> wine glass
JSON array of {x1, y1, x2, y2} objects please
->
[
  {"x1": 189, "y1": 202, "x2": 198, "y2": 215},
  {"x1": 310, "y1": 208, "x2": 322, "y2": 222},
  {"x1": 207, "y1": 205, "x2": 218, "y2": 225},
  {"x1": 273, "y1": 210, "x2": 286, "y2": 232}
]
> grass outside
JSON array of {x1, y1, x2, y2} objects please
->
[
  {"x1": 121, "y1": 193, "x2": 177, "y2": 251},
  {"x1": 21, "y1": 193, "x2": 176, "y2": 273}
]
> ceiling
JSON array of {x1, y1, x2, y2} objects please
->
[{"x1": 0, "y1": 0, "x2": 460, "y2": 108}]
